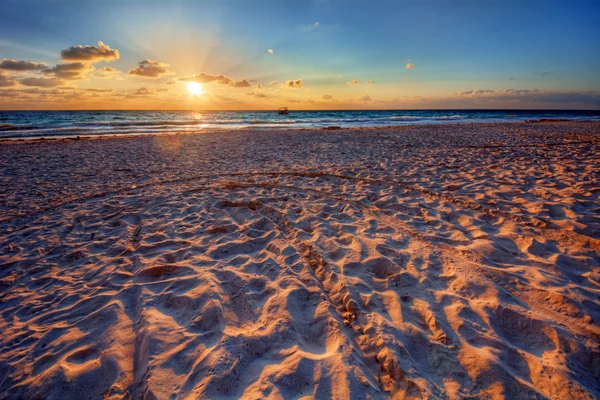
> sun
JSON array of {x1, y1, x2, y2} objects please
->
[{"x1": 187, "y1": 82, "x2": 204, "y2": 96}]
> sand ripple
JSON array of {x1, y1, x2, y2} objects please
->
[{"x1": 0, "y1": 122, "x2": 599, "y2": 399}]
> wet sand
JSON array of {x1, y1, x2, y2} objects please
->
[{"x1": 1, "y1": 121, "x2": 599, "y2": 399}]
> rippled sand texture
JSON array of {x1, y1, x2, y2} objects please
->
[{"x1": 1, "y1": 121, "x2": 599, "y2": 399}]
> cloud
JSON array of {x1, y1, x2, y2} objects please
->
[
  {"x1": 268, "y1": 49, "x2": 274, "y2": 54},
  {"x1": 181, "y1": 72, "x2": 234, "y2": 85},
  {"x1": 532, "y1": 71, "x2": 550, "y2": 76},
  {"x1": 60, "y1": 41, "x2": 119, "y2": 62},
  {"x1": 126, "y1": 87, "x2": 154, "y2": 97},
  {"x1": 269, "y1": 81, "x2": 278, "y2": 85},
  {"x1": 256, "y1": 84, "x2": 262, "y2": 89},
  {"x1": 0, "y1": 71, "x2": 16, "y2": 87},
  {"x1": 347, "y1": 80, "x2": 358, "y2": 85},
  {"x1": 128, "y1": 60, "x2": 171, "y2": 78},
  {"x1": 19, "y1": 77, "x2": 64, "y2": 87},
  {"x1": 448, "y1": 88, "x2": 599, "y2": 105},
  {"x1": 232, "y1": 79, "x2": 252, "y2": 88},
  {"x1": 165, "y1": 79, "x2": 177, "y2": 85},
  {"x1": 0, "y1": 86, "x2": 118, "y2": 103},
  {"x1": 123, "y1": 86, "x2": 171, "y2": 99},
  {"x1": 94, "y1": 66, "x2": 121, "y2": 78},
  {"x1": 0, "y1": 59, "x2": 47, "y2": 71},
  {"x1": 365, "y1": 80, "x2": 375, "y2": 84},
  {"x1": 43, "y1": 62, "x2": 94, "y2": 80},
  {"x1": 246, "y1": 92, "x2": 268, "y2": 98},
  {"x1": 300, "y1": 21, "x2": 323, "y2": 32},
  {"x1": 405, "y1": 63, "x2": 415, "y2": 69},
  {"x1": 284, "y1": 79, "x2": 303, "y2": 88},
  {"x1": 179, "y1": 72, "x2": 251, "y2": 87},
  {"x1": 403, "y1": 77, "x2": 408, "y2": 81},
  {"x1": 83, "y1": 88, "x2": 115, "y2": 93},
  {"x1": 508, "y1": 77, "x2": 515, "y2": 80},
  {"x1": 358, "y1": 95, "x2": 372, "y2": 102},
  {"x1": 322, "y1": 94, "x2": 333, "y2": 100}
]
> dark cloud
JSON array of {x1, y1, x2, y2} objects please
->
[
  {"x1": 284, "y1": 79, "x2": 303, "y2": 88},
  {"x1": 0, "y1": 59, "x2": 47, "y2": 71},
  {"x1": 358, "y1": 95, "x2": 372, "y2": 102},
  {"x1": 60, "y1": 41, "x2": 119, "y2": 62},
  {"x1": 179, "y1": 72, "x2": 251, "y2": 88},
  {"x1": 43, "y1": 62, "x2": 94, "y2": 80},
  {"x1": 128, "y1": 60, "x2": 171, "y2": 78},
  {"x1": 532, "y1": 71, "x2": 550, "y2": 76},
  {"x1": 19, "y1": 77, "x2": 64, "y2": 87},
  {"x1": 322, "y1": 94, "x2": 333, "y2": 100},
  {"x1": 0, "y1": 71, "x2": 16, "y2": 87},
  {"x1": 448, "y1": 88, "x2": 599, "y2": 106}
]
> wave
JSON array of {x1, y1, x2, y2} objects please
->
[
  {"x1": 1, "y1": 110, "x2": 598, "y2": 139},
  {"x1": 0, "y1": 124, "x2": 39, "y2": 131}
]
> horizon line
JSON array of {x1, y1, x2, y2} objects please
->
[{"x1": 1, "y1": 108, "x2": 599, "y2": 112}]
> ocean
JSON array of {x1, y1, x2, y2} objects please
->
[{"x1": 0, "y1": 109, "x2": 598, "y2": 139}]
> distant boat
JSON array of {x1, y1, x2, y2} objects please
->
[{"x1": 278, "y1": 107, "x2": 289, "y2": 115}]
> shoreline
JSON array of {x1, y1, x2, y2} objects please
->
[{"x1": 1, "y1": 119, "x2": 599, "y2": 144}]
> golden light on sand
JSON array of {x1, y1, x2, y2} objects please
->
[{"x1": 187, "y1": 82, "x2": 204, "y2": 96}]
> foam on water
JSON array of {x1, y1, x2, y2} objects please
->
[{"x1": 0, "y1": 109, "x2": 598, "y2": 139}]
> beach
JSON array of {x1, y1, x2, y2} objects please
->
[{"x1": 1, "y1": 120, "x2": 599, "y2": 399}]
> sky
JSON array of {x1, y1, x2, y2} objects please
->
[{"x1": 0, "y1": 0, "x2": 599, "y2": 110}]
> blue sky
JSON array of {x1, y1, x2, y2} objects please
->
[{"x1": 1, "y1": 0, "x2": 599, "y2": 109}]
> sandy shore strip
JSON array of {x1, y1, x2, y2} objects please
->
[{"x1": 0, "y1": 121, "x2": 599, "y2": 399}]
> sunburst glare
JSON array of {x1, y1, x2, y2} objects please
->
[{"x1": 187, "y1": 82, "x2": 204, "y2": 97}]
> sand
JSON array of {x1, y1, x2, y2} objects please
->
[{"x1": 0, "y1": 121, "x2": 599, "y2": 399}]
